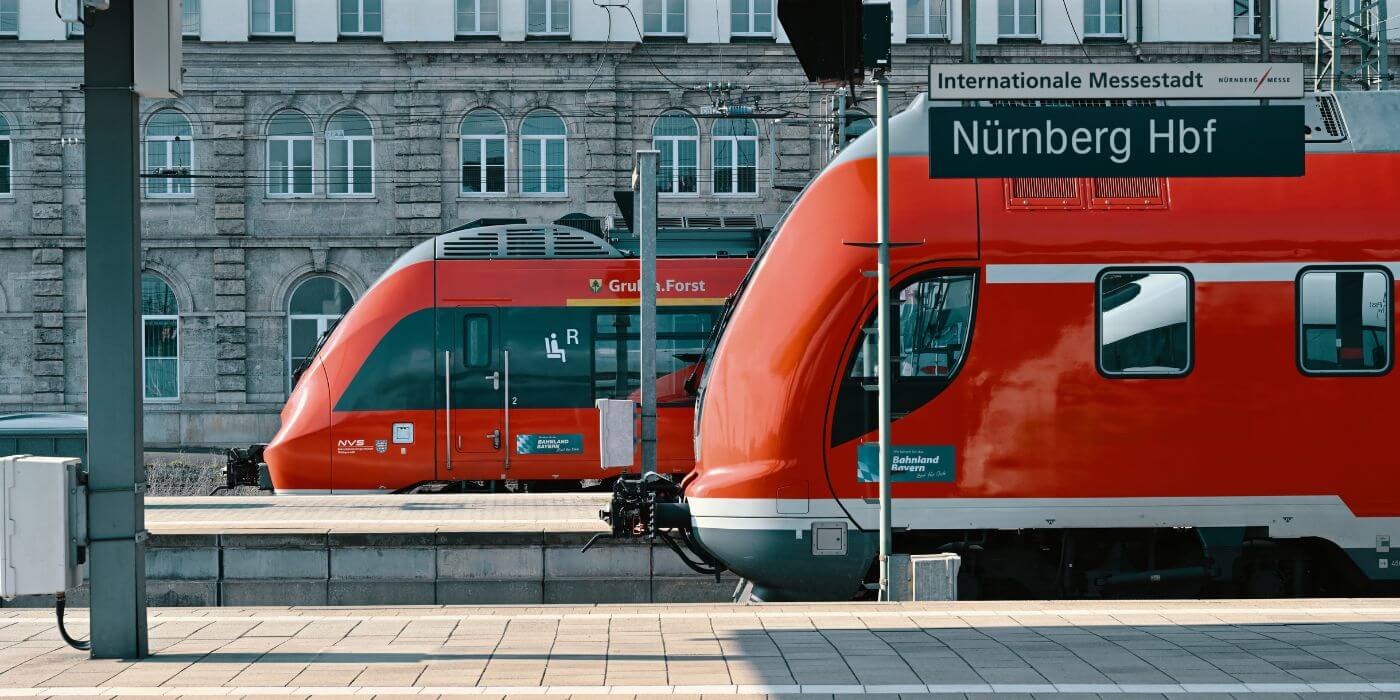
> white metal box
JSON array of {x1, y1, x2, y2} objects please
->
[
  {"x1": 0, "y1": 456, "x2": 87, "y2": 599},
  {"x1": 595, "y1": 399, "x2": 635, "y2": 469},
  {"x1": 134, "y1": 0, "x2": 183, "y2": 98}
]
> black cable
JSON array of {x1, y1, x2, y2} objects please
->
[{"x1": 55, "y1": 593, "x2": 90, "y2": 651}]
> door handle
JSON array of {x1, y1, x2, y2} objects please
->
[
  {"x1": 485, "y1": 371, "x2": 500, "y2": 390},
  {"x1": 486, "y1": 428, "x2": 501, "y2": 450}
]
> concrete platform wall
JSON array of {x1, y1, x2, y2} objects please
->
[{"x1": 7, "y1": 531, "x2": 737, "y2": 607}]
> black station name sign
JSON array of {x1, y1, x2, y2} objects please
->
[{"x1": 927, "y1": 105, "x2": 1305, "y2": 179}]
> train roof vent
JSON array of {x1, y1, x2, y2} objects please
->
[
  {"x1": 684, "y1": 216, "x2": 724, "y2": 228},
  {"x1": 436, "y1": 225, "x2": 622, "y2": 260},
  {"x1": 1307, "y1": 94, "x2": 1348, "y2": 142},
  {"x1": 722, "y1": 215, "x2": 760, "y2": 228},
  {"x1": 657, "y1": 216, "x2": 686, "y2": 228}
]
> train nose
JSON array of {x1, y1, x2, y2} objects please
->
[
  {"x1": 263, "y1": 364, "x2": 332, "y2": 493},
  {"x1": 690, "y1": 518, "x2": 877, "y2": 601}
]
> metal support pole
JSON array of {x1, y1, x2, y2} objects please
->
[
  {"x1": 834, "y1": 92, "x2": 848, "y2": 155},
  {"x1": 635, "y1": 150, "x2": 659, "y2": 475},
  {"x1": 874, "y1": 69, "x2": 893, "y2": 602},
  {"x1": 83, "y1": 0, "x2": 149, "y2": 659},
  {"x1": 1260, "y1": 0, "x2": 1272, "y2": 61},
  {"x1": 961, "y1": 0, "x2": 977, "y2": 63},
  {"x1": 1377, "y1": 0, "x2": 1390, "y2": 90}
]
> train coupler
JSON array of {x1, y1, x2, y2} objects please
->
[
  {"x1": 592, "y1": 472, "x2": 727, "y2": 580},
  {"x1": 223, "y1": 444, "x2": 271, "y2": 490}
]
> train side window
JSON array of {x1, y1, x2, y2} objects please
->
[
  {"x1": 850, "y1": 274, "x2": 976, "y2": 382},
  {"x1": 1298, "y1": 267, "x2": 1392, "y2": 375},
  {"x1": 1097, "y1": 269, "x2": 1192, "y2": 377},
  {"x1": 463, "y1": 314, "x2": 491, "y2": 368}
]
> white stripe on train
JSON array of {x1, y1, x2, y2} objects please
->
[{"x1": 986, "y1": 261, "x2": 1400, "y2": 284}]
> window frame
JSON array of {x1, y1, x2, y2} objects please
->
[
  {"x1": 143, "y1": 110, "x2": 195, "y2": 199},
  {"x1": 459, "y1": 110, "x2": 508, "y2": 196},
  {"x1": 0, "y1": 0, "x2": 17, "y2": 36},
  {"x1": 1082, "y1": 0, "x2": 1124, "y2": 38},
  {"x1": 250, "y1": 0, "x2": 295, "y2": 36},
  {"x1": 456, "y1": 0, "x2": 500, "y2": 35},
  {"x1": 1095, "y1": 266, "x2": 1195, "y2": 380},
  {"x1": 730, "y1": 0, "x2": 773, "y2": 37},
  {"x1": 338, "y1": 0, "x2": 382, "y2": 36},
  {"x1": 907, "y1": 0, "x2": 950, "y2": 39},
  {"x1": 141, "y1": 274, "x2": 180, "y2": 403},
  {"x1": 182, "y1": 0, "x2": 201, "y2": 36},
  {"x1": 519, "y1": 111, "x2": 567, "y2": 197},
  {"x1": 590, "y1": 307, "x2": 716, "y2": 405},
  {"x1": 266, "y1": 111, "x2": 315, "y2": 198},
  {"x1": 653, "y1": 112, "x2": 699, "y2": 196},
  {"x1": 643, "y1": 0, "x2": 686, "y2": 36},
  {"x1": 0, "y1": 115, "x2": 11, "y2": 198},
  {"x1": 997, "y1": 0, "x2": 1040, "y2": 39},
  {"x1": 462, "y1": 313, "x2": 493, "y2": 369},
  {"x1": 1233, "y1": 0, "x2": 1277, "y2": 39},
  {"x1": 711, "y1": 120, "x2": 759, "y2": 196},
  {"x1": 326, "y1": 111, "x2": 374, "y2": 198},
  {"x1": 526, "y1": 0, "x2": 570, "y2": 36},
  {"x1": 1295, "y1": 264, "x2": 1394, "y2": 377}
]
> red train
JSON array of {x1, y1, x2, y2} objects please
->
[
  {"x1": 236, "y1": 223, "x2": 756, "y2": 493},
  {"x1": 604, "y1": 91, "x2": 1400, "y2": 600}
]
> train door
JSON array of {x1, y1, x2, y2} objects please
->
[{"x1": 436, "y1": 306, "x2": 507, "y2": 480}]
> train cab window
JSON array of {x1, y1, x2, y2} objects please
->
[
  {"x1": 463, "y1": 314, "x2": 491, "y2": 368},
  {"x1": 592, "y1": 309, "x2": 714, "y2": 402},
  {"x1": 833, "y1": 272, "x2": 977, "y2": 445},
  {"x1": 1097, "y1": 269, "x2": 1192, "y2": 377},
  {"x1": 1298, "y1": 267, "x2": 1392, "y2": 375}
]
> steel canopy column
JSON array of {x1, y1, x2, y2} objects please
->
[
  {"x1": 874, "y1": 69, "x2": 892, "y2": 601},
  {"x1": 83, "y1": 0, "x2": 149, "y2": 659},
  {"x1": 635, "y1": 150, "x2": 659, "y2": 475}
]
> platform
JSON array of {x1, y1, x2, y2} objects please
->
[
  {"x1": 5, "y1": 495, "x2": 731, "y2": 609},
  {"x1": 5, "y1": 599, "x2": 1400, "y2": 697}
]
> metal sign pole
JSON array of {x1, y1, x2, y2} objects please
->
[
  {"x1": 635, "y1": 150, "x2": 660, "y2": 475},
  {"x1": 83, "y1": 0, "x2": 149, "y2": 659},
  {"x1": 874, "y1": 68, "x2": 893, "y2": 601}
]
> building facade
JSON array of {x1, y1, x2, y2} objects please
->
[{"x1": 0, "y1": 0, "x2": 1343, "y2": 448}]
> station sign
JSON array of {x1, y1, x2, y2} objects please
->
[
  {"x1": 928, "y1": 105, "x2": 1304, "y2": 178},
  {"x1": 929, "y1": 63, "x2": 1305, "y2": 100}
]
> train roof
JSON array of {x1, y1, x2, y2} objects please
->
[
  {"x1": 376, "y1": 222, "x2": 764, "y2": 286},
  {"x1": 830, "y1": 90, "x2": 1400, "y2": 169}
]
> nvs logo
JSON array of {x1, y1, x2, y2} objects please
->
[{"x1": 338, "y1": 439, "x2": 365, "y2": 448}]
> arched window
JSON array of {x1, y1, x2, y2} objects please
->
[
  {"x1": 653, "y1": 112, "x2": 698, "y2": 195},
  {"x1": 520, "y1": 111, "x2": 566, "y2": 195},
  {"x1": 267, "y1": 110, "x2": 314, "y2": 196},
  {"x1": 144, "y1": 110, "x2": 193, "y2": 198},
  {"x1": 0, "y1": 114, "x2": 9, "y2": 196},
  {"x1": 460, "y1": 110, "x2": 506, "y2": 195},
  {"x1": 288, "y1": 276, "x2": 354, "y2": 386},
  {"x1": 712, "y1": 118, "x2": 758, "y2": 195},
  {"x1": 327, "y1": 110, "x2": 373, "y2": 196},
  {"x1": 141, "y1": 274, "x2": 179, "y2": 401}
]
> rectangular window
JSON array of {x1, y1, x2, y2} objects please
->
[
  {"x1": 463, "y1": 315, "x2": 491, "y2": 368},
  {"x1": 0, "y1": 0, "x2": 16, "y2": 35},
  {"x1": 713, "y1": 138, "x2": 757, "y2": 195},
  {"x1": 144, "y1": 137, "x2": 193, "y2": 197},
  {"x1": 592, "y1": 310, "x2": 714, "y2": 402},
  {"x1": 268, "y1": 136, "x2": 313, "y2": 196},
  {"x1": 521, "y1": 136, "x2": 565, "y2": 194},
  {"x1": 0, "y1": 137, "x2": 11, "y2": 196},
  {"x1": 1233, "y1": 0, "x2": 1274, "y2": 38},
  {"x1": 182, "y1": 0, "x2": 201, "y2": 36},
  {"x1": 339, "y1": 0, "x2": 381, "y2": 35},
  {"x1": 907, "y1": 0, "x2": 949, "y2": 38},
  {"x1": 1083, "y1": 0, "x2": 1123, "y2": 37},
  {"x1": 1298, "y1": 267, "x2": 1392, "y2": 375},
  {"x1": 656, "y1": 137, "x2": 698, "y2": 194},
  {"x1": 1098, "y1": 269, "x2": 1192, "y2": 377},
  {"x1": 461, "y1": 136, "x2": 506, "y2": 194},
  {"x1": 997, "y1": 0, "x2": 1037, "y2": 37},
  {"x1": 457, "y1": 0, "x2": 499, "y2": 34},
  {"x1": 527, "y1": 0, "x2": 569, "y2": 35},
  {"x1": 143, "y1": 317, "x2": 179, "y2": 400},
  {"x1": 328, "y1": 137, "x2": 373, "y2": 195},
  {"x1": 643, "y1": 0, "x2": 685, "y2": 35},
  {"x1": 251, "y1": 0, "x2": 295, "y2": 35},
  {"x1": 730, "y1": 0, "x2": 772, "y2": 35}
]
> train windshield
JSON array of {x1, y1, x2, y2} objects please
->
[{"x1": 289, "y1": 317, "x2": 343, "y2": 389}]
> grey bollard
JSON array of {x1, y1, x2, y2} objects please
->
[{"x1": 911, "y1": 553, "x2": 961, "y2": 601}]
